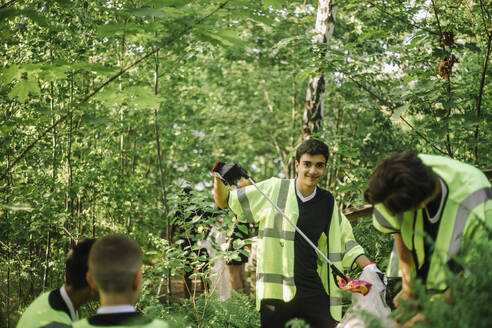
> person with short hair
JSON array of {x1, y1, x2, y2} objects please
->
[
  {"x1": 17, "y1": 238, "x2": 97, "y2": 328},
  {"x1": 365, "y1": 152, "x2": 491, "y2": 306},
  {"x1": 74, "y1": 234, "x2": 168, "y2": 328},
  {"x1": 214, "y1": 139, "x2": 384, "y2": 328}
]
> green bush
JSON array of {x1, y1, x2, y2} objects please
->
[
  {"x1": 142, "y1": 293, "x2": 259, "y2": 328},
  {"x1": 393, "y1": 234, "x2": 492, "y2": 328}
]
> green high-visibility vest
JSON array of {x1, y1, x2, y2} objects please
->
[
  {"x1": 229, "y1": 178, "x2": 365, "y2": 321},
  {"x1": 373, "y1": 154, "x2": 492, "y2": 291},
  {"x1": 73, "y1": 317, "x2": 168, "y2": 328},
  {"x1": 17, "y1": 290, "x2": 72, "y2": 328}
]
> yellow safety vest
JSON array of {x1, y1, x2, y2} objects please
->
[
  {"x1": 229, "y1": 178, "x2": 365, "y2": 321},
  {"x1": 373, "y1": 154, "x2": 492, "y2": 291},
  {"x1": 16, "y1": 290, "x2": 72, "y2": 328}
]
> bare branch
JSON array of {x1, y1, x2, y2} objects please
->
[
  {"x1": 0, "y1": 0, "x2": 16, "y2": 9},
  {"x1": 367, "y1": 0, "x2": 439, "y2": 36},
  {"x1": 474, "y1": 29, "x2": 491, "y2": 164},
  {"x1": 346, "y1": 75, "x2": 447, "y2": 155},
  {"x1": 430, "y1": 0, "x2": 443, "y2": 37}
]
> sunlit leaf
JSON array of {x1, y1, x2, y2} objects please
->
[
  {"x1": 8, "y1": 79, "x2": 40, "y2": 103},
  {"x1": 128, "y1": 7, "x2": 166, "y2": 18}
]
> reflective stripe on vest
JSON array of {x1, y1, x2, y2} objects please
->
[
  {"x1": 329, "y1": 252, "x2": 343, "y2": 261},
  {"x1": 374, "y1": 208, "x2": 402, "y2": 232},
  {"x1": 447, "y1": 187, "x2": 492, "y2": 260},
  {"x1": 42, "y1": 323, "x2": 71, "y2": 328},
  {"x1": 345, "y1": 241, "x2": 358, "y2": 252},
  {"x1": 330, "y1": 296, "x2": 342, "y2": 306},
  {"x1": 237, "y1": 187, "x2": 254, "y2": 222},
  {"x1": 258, "y1": 179, "x2": 292, "y2": 240},
  {"x1": 257, "y1": 273, "x2": 295, "y2": 285}
]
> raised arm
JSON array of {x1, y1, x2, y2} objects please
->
[{"x1": 214, "y1": 173, "x2": 229, "y2": 209}]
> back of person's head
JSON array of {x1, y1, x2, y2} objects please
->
[
  {"x1": 364, "y1": 151, "x2": 436, "y2": 215},
  {"x1": 65, "y1": 238, "x2": 96, "y2": 290},
  {"x1": 295, "y1": 139, "x2": 329, "y2": 162},
  {"x1": 89, "y1": 234, "x2": 142, "y2": 294}
]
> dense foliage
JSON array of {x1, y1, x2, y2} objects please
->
[{"x1": 1, "y1": 0, "x2": 490, "y2": 327}]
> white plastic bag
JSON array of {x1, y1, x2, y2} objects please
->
[
  {"x1": 336, "y1": 269, "x2": 395, "y2": 328},
  {"x1": 197, "y1": 224, "x2": 232, "y2": 301}
]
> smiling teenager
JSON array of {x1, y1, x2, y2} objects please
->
[{"x1": 214, "y1": 139, "x2": 385, "y2": 328}]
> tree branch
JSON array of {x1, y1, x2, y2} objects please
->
[
  {"x1": 474, "y1": 29, "x2": 491, "y2": 164},
  {"x1": 346, "y1": 75, "x2": 447, "y2": 155},
  {"x1": 367, "y1": 0, "x2": 439, "y2": 36},
  {"x1": 0, "y1": 0, "x2": 16, "y2": 9},
  {"x1": 430, "y1": 0, "x2": 443, "y2": 37},
  {"x1": 0, "y1": 1, "x2": 230, "y2": 182}
]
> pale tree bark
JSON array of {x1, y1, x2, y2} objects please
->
[{"x1": 302, "y1": 0, "x2": 337, "y2": 139}]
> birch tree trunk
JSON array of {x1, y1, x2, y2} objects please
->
[{"x1": 302, "y1": 0, "x2": 337, "y2": 139}]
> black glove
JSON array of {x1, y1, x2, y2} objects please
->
[{"x1": 212, "y1": 161, "x2": 249, "y2": 186}]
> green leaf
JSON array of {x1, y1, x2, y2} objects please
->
[
  {"x1": 21, "y1": 9, "x2": 48, "y2": 26},
  {"x1": 72, "y1": 62, "x2": 118, "y2": 75},
  {"x1": 39, "y1": 64, "x2": 71, "y2": 82},
  {"x1": 391, "y1": 104, "x2": 410, "y2": 121},
  {"x1": 262, "y1": 0, "x2": 286, "y2": 9},
  {"x1": 8, "y1": 79, "x2": 40, "y2": 103},
  {"x1": 97, "y1": 22, "x2": 126, "y2": 37},
  {"x1": 295, "y1": 69, "x2": 314, "y2": 84},
  {"x1": 145, "y1": 0, "x2": 188, "y2": 8},
  {"x1": 0, "y1": 64, "x2": 22, "y2": 85},
  {"x1": 0, "y1": 8, "x2": 19, "y2": 20},
  {"x1": 0, "y1": 9, "x2": 48, "y2": 26},
  {"x1": 196, "y1": 29, "x2": 247, "y2": 49},
  {"x1": 128, "y1": 8, "x2": 166, "y2": 18},
  {"x1": 54, "y1": 0, "x2": 73, "y2": 6},
  {"x1": 237, "y1": 224, "x2": 249, "y2": 235}
]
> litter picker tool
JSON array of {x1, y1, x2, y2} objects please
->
[{"x1": 212, "y1": 161, "x2": 372, "y2": 295}]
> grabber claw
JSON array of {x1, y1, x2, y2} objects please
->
[{"x1": 331, "y1": 264, "x2": 372, "y2": 295}]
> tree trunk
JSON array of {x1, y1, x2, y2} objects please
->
[
  {"x1": 67, "y1": 77, "x2": 74, "y2": 221},
  {"x1": 302, "y1": 0, "x2": 337, "y2": 139},
  {"x1": 5, "y1": 186, "x2": 10, "y2": 328},
  {"x1": 44, "y1": 70, "x2": 57, "y2": 290},
  {"x1": 153, "y1": 49, "x2": 172, "y2": 302},
  {"x1": 474, "y1": 29, "x2": 491, "y2": 164},
  {"x1": 42, "y1": 232, "x2": 51, "y2": 288},
  {"x1": 118, "y1": 35, "x2": 126, "y2": 176},
  {"x1": 289, "y1": 15, "x2": 300, "y2": 178}
]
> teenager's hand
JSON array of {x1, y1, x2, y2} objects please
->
[{"x1": 212, "y1": 161, "x2": 249, "y2": 185}]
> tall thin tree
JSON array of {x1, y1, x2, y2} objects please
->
[{"x1": 302, "y1": 0, "x2": 337, "y2": 139}]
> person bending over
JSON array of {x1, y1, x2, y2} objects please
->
[{"x1": 365, "y1": 152, "x2": 491, "y2": 307}]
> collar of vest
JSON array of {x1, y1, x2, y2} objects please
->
[
  {"x1": 48, "y1": 288, "x2": 71, "y2": 319},
  {"x1": 88, "y1": 311, "x2": 152, "y2": 326}
]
